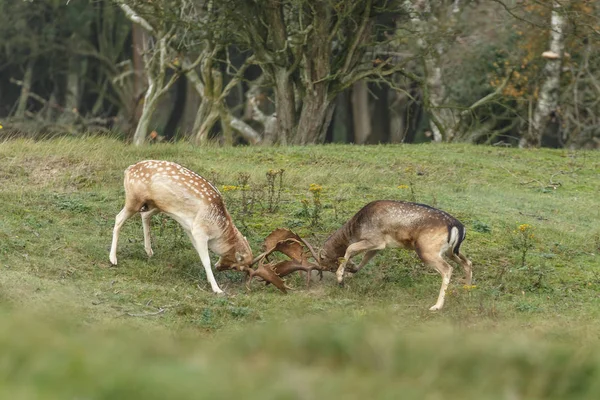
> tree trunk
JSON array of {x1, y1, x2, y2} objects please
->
[
  {"x1": 219, "y1": 105, "x2": 234, "y2": 145},
  {"x1": 272, "y1": 68, "x2": 296, "y2": 145},
  {"x1": 15, "y1": 58, "x2": 35, "y2": 118},
  {"x1": 63, "y1": 47, "x2": 86, "y2": 123},
  {"x1": 133, "y1": 82, "x2": 159, "y2": 145},
  {"x1": 193, "y1": 100, "x2": 219, "y2": 145},
  {"x1": 193, "y1": 66, "x2": 223, "y2": 145},
  {"x1": 296, "y1": 84, "x2": 333, "y2": 144},
  {"x1": 131, "y1": 24, "x2": 146, "y2": 127},
  {"x1": 163, "y1": 74, "x2": 187, "y2": 141},
  {"x1": 262, "y1": 1, "x2": 295, "y2": 144},
  {"x1": 369, "y1": 83, "x2": 390, "y2": 144},
  {"x1": 403, "y1": 85, "x2": 423, "y2": 143},
  {"x1": 389, "y1": 90, "x2": 407, "y2": 143},
  {"x1": 424, "y1": 51, "x2": 453, "y2": 142},
  {"x1": 352, "y1": 81, "x2": 372, "y2": 144},
  {"x1": 331, "y1": 90, "x2": 354, "y2": 143},
  {"x1": 520, "y1": 1, "x2": 566, "y2": 148}
]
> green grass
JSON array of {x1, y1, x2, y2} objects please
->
[{"x1": 1, "y1": 137, "x2": 600, "y2": 398}]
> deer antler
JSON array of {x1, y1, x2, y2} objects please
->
[
  {"x1": 227, "y1": 228, "x2": 326, "y2": 293},
  {"x1": 298, "y1": 236, "x2": 320, "y2": 264},
  {"x1": 244, "y1": 258, "x2": 291, "y2": 293},
  {"x1": 256, "y1": 228, "x2": 325, "y2": 288},
  {"x1": 262, "y1": 228, "x2": 305, "y2": 260}
]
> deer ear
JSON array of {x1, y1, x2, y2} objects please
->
[{"x1": 235, "y1": 251, "x2": 244, "y2": 262}]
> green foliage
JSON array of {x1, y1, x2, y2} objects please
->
[{"x1": 472, "y1": 220, "x2": 491, "y2": 234}]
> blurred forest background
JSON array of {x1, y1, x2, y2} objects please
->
[{"x1": 0, "y1": 0, "x2": 598, "y2": 148}]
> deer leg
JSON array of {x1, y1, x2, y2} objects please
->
[
  {"x1": 109, "y1": 207, "x2": 137, "y2": 265},
  {"x1": 419, "y1": 251, "x2": 453, "y2": 311},
  {"x1": 336, "y1": 241, "x2": 383, "y2": 285},
  {"x1": 352, "y1": 250, "x2": 379, "y2": 274},
  {"x1": 190, "y1": 228, "x2": 223, "y2": 294},
  {"x1": 449, "y1": 252, "x2": 473, "y2": 286},
  {"x1": 141, "y1": 208, "x2": 160, "y2": 258}
]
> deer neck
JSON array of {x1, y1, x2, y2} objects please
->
[
  {"x1": 322, "y1": 224, "x2": 352, "y2": 260},
  {"x1": 211, "y1": 221, "x2": 247, "y2": 256}
]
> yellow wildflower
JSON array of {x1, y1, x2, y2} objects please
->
[
  {"x1": 518, "y1": 224, "x2": 532, "y2": 232},
  {"x1": 222, "y1": 185, "x2": 238, "y2": 192},
  {"x1": 309, "y1": 183, "x2": 323, "y2": 193},
  {"x1": 397, "y1": 184, "x2": 409, "y2": 189}
]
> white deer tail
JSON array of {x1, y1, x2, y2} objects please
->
[{"x1": 448, "y1": 223, "x2": 466, "y2": 255}]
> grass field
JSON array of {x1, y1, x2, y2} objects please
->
[{"x1": 1, "y1": 137, "x2": 599, "y2": 399}]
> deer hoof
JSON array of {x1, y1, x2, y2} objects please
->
[
  {"x1": 429, "y1": 304, "x2": 442, "y2": 311},
  {"x1": 109, "y1": 255, "x2": 118, "y2": 265},
  {"x1": 145, "y1": 248, "x2": 154, "y2": 257}
]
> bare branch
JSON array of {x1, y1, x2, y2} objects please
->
[
  {"x1": 340, "y1": 0, "x2": 373, "y2": 75},
  {"x1": 218, "y1": 55, "x2": 256, "y2": 102},
  {"x1": 460, "y1": 70, "x2": 513, "y2": 117},
  {"x1": 116, "y1": 2, "x2": 154, "y2": 32},
  {"x1": 229, "y1": 116, "x2": 262, "y2": 145}
]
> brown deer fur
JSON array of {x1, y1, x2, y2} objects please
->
[
  {"x1": 109, "y1": 160, "x2": 254, "y2": 294},
  {"x1": 319, "y1": 200, "x2": 472, "y2": 310}
]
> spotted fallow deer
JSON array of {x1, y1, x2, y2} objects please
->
[
  {"x1": 109, "y1": 160, "x2": 283, "y2": 293},
  {"x1": 318, "y1": 200, "x2": 472, "y2": 310}
]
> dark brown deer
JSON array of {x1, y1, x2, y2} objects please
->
[
  {"x1": 109, "y1": 160, "x2": 286, "y2": 293},
  {"x1": 318, "y1": 200, "x2": 472, "y2": 310}
]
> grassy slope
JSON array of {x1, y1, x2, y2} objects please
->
[{"x1": 0, "y1": 137, "x2": 599, "y2": 398}]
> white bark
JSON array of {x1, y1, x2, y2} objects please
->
[
  {"x1": 247, "y1": 95, "x2": 277, "y2": 145},
  {"x1": 118, "y1": 3, "x2": 183, "y2": 146},
  {"x1": 404, "y1": 0, "x2": 449, "y2": 141},
  {"x1": 133, "y1": 80, "x2": 158, "y2": 146},
  {"x1": 118, "y1": 3, "x2": 153, "y2": 32},
  {"x1": 520, "y1": 1, "x2": 566, "y2": 148},
  {"x1": 229, "y1": 116, "x2": 262, "y2": 145},
  {"x1": 425, "y1": 53, "x2": 449, "y2": 142}
]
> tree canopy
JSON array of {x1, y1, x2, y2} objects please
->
[{"x1": 0, "y1": 0, "x2": 599, "y2": 148}]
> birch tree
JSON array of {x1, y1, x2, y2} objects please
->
[{"x1": 519, "y1": 1, "x2": 567, "y2": 148}]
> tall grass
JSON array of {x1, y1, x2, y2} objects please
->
[
  {"x1": 1, "y1": 310, "x2": 600, "y2": 399},
  {"x1": 1, "y1": 137, "x2": 599, "y2": 397}
]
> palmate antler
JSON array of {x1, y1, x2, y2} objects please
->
[
  {"x1": 216, "y1": 256, "x2": 291, "y2": 293},
  {"x1": 244, "y1": 257, "x2": 292, "y2": 293},
  {"x1": 244, "y1": 228, "x2": 324, "y2": 293},
  {"x1": 217, "y1": 228, "x2": 325, "y2": 293}
]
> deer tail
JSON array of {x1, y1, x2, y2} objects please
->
[{"x1": 448, "y1": 222, "x2": 466, "y2": 256}]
